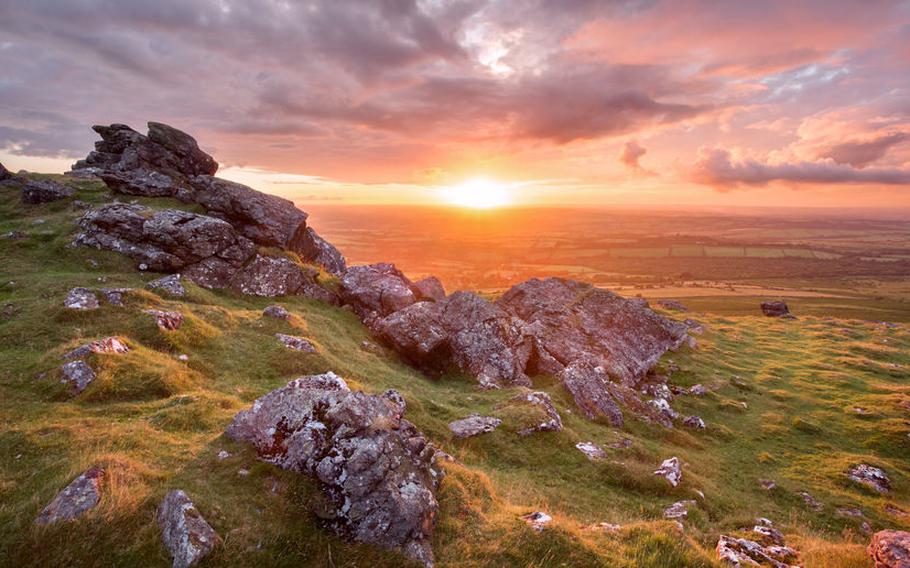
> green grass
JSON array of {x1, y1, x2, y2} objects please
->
[{"x1": 2, "y1": 176, "x2": 909, "y2": 566}]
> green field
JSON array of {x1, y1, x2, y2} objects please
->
[{"x1": 1, "y1": 178, "x2": 909, "y2": 567}]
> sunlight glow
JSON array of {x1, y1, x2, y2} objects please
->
[{"x1": 440, "y1": 178, "x2": 511, "y2": 209}]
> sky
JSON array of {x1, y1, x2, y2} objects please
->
[{"x1": 1, "y1": 0, "x2": 910, "y2": 208}]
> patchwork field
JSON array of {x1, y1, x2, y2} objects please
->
[{"x1": 1, "y1": 178, "x2": 909, "y2": 567}]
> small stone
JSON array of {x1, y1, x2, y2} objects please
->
[
  {"x1": 799, "y1": 491, "x2": 823, "y2": 511},
  {"x1": 663, "y1": 500, "x2": 697, "y2": 520},
  {"x1": 648, "y1": 397, "x2": 679, "y2": 421},
  {"x1": 575, "y1": 441, "x2": 607, "y2": 461},
  {"x1": 275, "y1": 333, "x2": 316, "y2": 352},
  {"x1": 360, "y1": 340, "x2": 383, "y2": 354},
  {"x1": 581, "y1": 522, "x2": 622, "y2": 533},
  {"x1": 836, "y1": 506, "x2": 865, "y2": 518},
  {"x1": 2, "y1": 230, "x2": 26, "y2": 239},
  {"x1": 263, "y1": 305, "x2": 289, "y2": 319},
  {"x1": 21, "y1": 179, "x2": 75, "y2": 204},
  {"x1": 760, "y1": 300, "x2": 794, "y2": 318},
  {"x1": 60, "y1": 360, "x2": 96, "y2": 394},
  {"x1": 64, "y1": 287, "x2": 99, "y2": 310},
  {"x1": 148, "y1": 274, "x2": 186, "y2": 296},
  {"x1": 238, "y1": 468, "x2": 250, "y2": 477},
  {"x1": 36, "y1": 467, "x2": 104, "y2": 525},
  {"x1": 654, "y1": 457, "x2": 682, "y2": 487},
  {"x1": 63, "y1": 336, "x2": 130, "y2": 360},
  {"x1": 157, "y1": 489, "x2": 219, "y2": 568},
  {"x1": 688, "y1": 384, "x2": 708, "y2": 396},
  {"x1": 752, "y1": 524, "x2": 784, "y2": 546},
  {"x1": 217, "y1": 451, "x2": 230, "y2": 460},
  {"x1": 521, "y1": 511, "x2": 552, "y2": 532},
  {"x1": 448, "y1": 415, "x2": 502, "y2": 438},
  {"x1": 178, "y1": 354, "x2": 189, "y2": 361},
  {"x1": 609, "y1": 437, "x2": 633, "y2": 450},
  {"x1": 657, "y1": 300, "x2": 688, "y2": 312},
  {"x1": 683, "y1": 415, "x2": 706, "y2": 429},
  {"x1": 145, "y1": 309, "x2": 184, "y2": 330},
  {"x1": 99, "y1": 287, "x2": 132, "y2": 306},
  {"x1": 849, "y1": 464, "x2": 891, "y2": 494}
]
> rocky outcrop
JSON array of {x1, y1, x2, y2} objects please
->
[
  {"x1": 72, "y1": 122, "x2": 216, "y2": 183},
  {"x1": 73, "y1": 122, "x2": 346, "y2": 275},
  {"x1": 869, "y1": 530, "x2": 910, "y2": 568},
  {"x1": 664, "y1": 500, "x2": 697, "y2": 520},
  {"x1": 0, "y1": 161, "x2": 11, "y2": 181},
  {"x1": 760, "y1": 301, "x2": 793, "y2": 318},
  {"x1": 226, "y1": 373, "x2": 443, "y2": 566},
  {"x1": 375, "y1": 291, "x2": 534, "y2": 389},
  {"x1": 75, "y1": 203, "x2": 256, "y2": 275},
  {"x1": 415, "y1": 276, "x2": 446, "y2": 302},
  {"x1": 448, "y1": 415, "x2": 502, "y2": 438},
  {"x1": 496, "y1": 278, "x2": 688, "y2": 386},
  {"x1": 157, "y1": 489, "x2": 219, "y2": 568},
  {"x1": 63, "y1": 336, "x2": 130, "y2": 360},
  {"x1": 339, "y1": 263, "x2": 422, "y2": 320},
  {"x1": 230, "y1": 255, "x2": 312, "y2": 297},
  {"x1": 21, "y1": 179, "x2": 75, "y2": 204},
  {"x1": 716, "y1": 519, "x2": 799, "y2": 567},
  {"x1": 36, "y1": 467, "x2": 104, "y2": 525}
]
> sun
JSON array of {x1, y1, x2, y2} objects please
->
[{"x1": 440, "y1": 178, "x2": 511, "y2": 209}]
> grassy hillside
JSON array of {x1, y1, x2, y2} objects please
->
[{"x1": 1, "y1": 176, "x2": 908, "y2": 567}]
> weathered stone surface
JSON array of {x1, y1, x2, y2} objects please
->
[
  {"x1": 0, "y1": 161, "x2": 11, "y2": 181},
  {"x1": 60, "y1": 360, "x2": 96, "y2": 393},
  {"x1": 654, "y1": 457, "x2": 682, "y2": 487},
  {"x1": 36, "y1": 467, "x2": 104, "y2": 525},
  {"x1": 298, "y1": 226, "x2": 347, "y2": 276},
  {"x1": 648, "y1": 398, "x2": 679, "y2": 423},
  {"x1": 760, "y1": 301, "x2": 793, "y2": 318},
  {"x1": 575, "y1": 441, "x2": 607, "y2": 461},
  {"x1": 870, "y1": 530, "x2": 910, "y2": 568},
  {"x1": 263, "y1": 305, "x2": 290, "y2": 319},
  {"x1": 148, "y1": 274, "x2": 187, "y2": 297},
  {"x1": 716, "y1": 536, "x2": 777, "y2": 567},
  {"x1": 74, "y1": 203, "x2": 256, "y2": 275},
  {"x1": 448, "y1": 415, "x2": 502, "y2": 438},
  {"x1": 73, "y1": 123, "x2": 216, "y2": 182},
  {"x1": 375, "y1": 291, "x2": 534, "y2": 389},
  {"x1": 157, "y1": 489, "x2": 219, "y2": 568},
  {"x1": 226, "y1": 373, "x2": 443, "y2": 566},
  {"x1": 559, "y1": 360, "x2": 624, "y2": 427},
  {"x1": 146, "y1": 310, "x2": 184, "y2": 330},
  {"x1": 99, "y1": 169, "x2": 178, "y2": 197},
  {"x1": 64, "y1": 287, "x2": 99, "y2": 310},
  {"x1": 497, "y1": 278, "x2": 688, "y2": 387},
  {"x1": 63, "y1": 336, "x2": 130, "y2": 360},
  {"x1": 664, "y1": 500, "x2": 697, "y2": 520},
  {"x1": 230, "y1": 255, "x2": 309, "y2": 297},
  {"x1": 21, "y1": 179, "x2": 75, "y2": 204},
  {"x1": 188, "y1": 175, "x2": 308, "y2": 249},
  {"x1": 275, "y1": 333, "x2": 316, "y2": 352},
  {"x1": 339, "y1": 263, "x2": 421, "y2": 319},
  {"x1": 849, "y1": 464, "x2": 891, "y2": 493},
  {"x1": 688, "y1": 384, "x2": 709, "y2": 396},
  {"x1": 798, "y1": 491, "x2": 823, "y2": 511},
  {"x1": 415, "y1": 276, "x2": 446, "y2": 302}
]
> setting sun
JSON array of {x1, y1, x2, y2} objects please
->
[{"x1": 440, "y1": 178, "x2": 511, "y2": 209}]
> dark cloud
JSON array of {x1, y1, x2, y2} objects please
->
[
  {"x1": 691, "y1": 148, "x2": 910, "y2": 189},
  {"x1": 818, "y1": 132, "x2": 908, "y2": 168}
]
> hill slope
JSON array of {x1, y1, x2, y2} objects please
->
[{"x1": 1, "y1": 175, "x2": 908, "y2": 567}]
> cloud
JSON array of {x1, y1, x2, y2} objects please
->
[
  {"x1": 618, "y1": 140, "x2": 654, "y2": 175},
  {"x1": 817, "y1": 132, "x2": 908, "y2": 168},
  {"x1": 691, "y1": 147, "x2": 910, "y2": 188}
]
